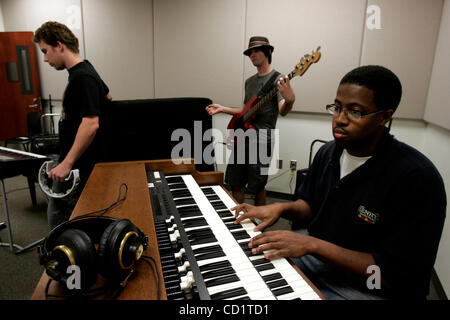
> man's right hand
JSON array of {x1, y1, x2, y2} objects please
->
[
  {"x1": 231, "y1": 202, "x2": 283, "y2": 232},
  {"x1": 205, "y1": 103, "x2": 224, "y2": 115}
]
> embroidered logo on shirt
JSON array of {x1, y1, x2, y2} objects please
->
[{"x1": 357, "y1": 205, "x2": 380, "y2": 224}]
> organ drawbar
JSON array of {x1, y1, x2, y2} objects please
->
[{"x1": 147, "y1": 170, "x2": 322, "y2": 300}]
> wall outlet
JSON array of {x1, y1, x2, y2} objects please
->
[
  {"x1": 290, "y1": 160, "x2": 297, "y2": 171},
  {"x1": 278, "y1": 159, "x2": 283, "y2": 169}
]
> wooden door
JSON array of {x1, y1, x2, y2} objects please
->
[{"x1": 0, "y1": 32, "x2": 42, "y2": 141}]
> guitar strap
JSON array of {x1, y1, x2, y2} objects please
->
[{"x1": 256, "y1": 71, "x2": 281, "y2": 99}]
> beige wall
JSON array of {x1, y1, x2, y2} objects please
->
[{"x1": 2, "y1": 0, "x2": 445, "y2": 122}]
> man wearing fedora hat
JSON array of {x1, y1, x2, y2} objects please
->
[{"x1": 206, "y1": 36, "x2": 295, "y2": 206}]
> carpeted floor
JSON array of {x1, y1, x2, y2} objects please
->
[{"x1": 0, "y1": 175, "x2": 50, "y2": 299}]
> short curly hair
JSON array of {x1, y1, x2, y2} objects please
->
[
  {"x1": 33, "y1": 21, "x2": 79, "y2": 53},
  {"x1": 340, "y1": 65, "x2": 402, "y2": 112}
]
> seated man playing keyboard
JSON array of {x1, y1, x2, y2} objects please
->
[{"x1": 233, "y1": 65, "x2": 446, "y2": 300}]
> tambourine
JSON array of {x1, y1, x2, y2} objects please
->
[{"x1": 38, "y1": 160, "x2": 80, "y2": 198}]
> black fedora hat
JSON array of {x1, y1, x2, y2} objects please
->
[{"x1": 243, "y1": 36, "x2": 274, "y2": 56}]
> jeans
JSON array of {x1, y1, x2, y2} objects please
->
[{"x1": 46, "y1": 180, "x2": 82, "y2": 230}]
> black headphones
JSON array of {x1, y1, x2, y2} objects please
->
[{"x1": 38, "y1": 216, "x2": 149, "y2": 297}]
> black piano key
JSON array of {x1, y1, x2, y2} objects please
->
[
  {"x1": 251, "y1": 258, "x2": 271, "y2": 266},
  {"x1": 192, "y1": 244, "x2": 222, "y2": 255},
  {"x1": 161, "y1": 260, "x2": 178, "y2": 268},
  {"x1": 174, "y1": 198, "x2": 197, "y2": 206},
  {"x1": 171, "y1": 189, "x2": 192, "y2": 198},
  {"x1": 216, "y1": 210, "x2": 234, "y2": 218},
  {"x1": 199, "y1": 260, "x2": 231, "y2": 272},
  {"x1": 165, "y1": 176, "x2": 184, "y2": 183},
  {"x1": 267, "y1": 279, "x2": 289, "y2": 290},
  {"x1": 181, "y1": 217, "x2": 208, "y2": 228},
  {"x1": 272, "y1": 285, "x2": 294, "y2": 296},
  {"x1": 255, "y1": 263, "x2": 275, "y2": 272},
  {"x1": 239, "y1": 241, "x2": 250, "y2": 249},
  {"x1": 201, "y1": 266, "x2": 235, "y2": 280},
  {"x1": 168, "y1": 182, "x2": 187, "y2": 189},
  {"x1": 185, "y1": 229, "x2": 213, "y2": 238},
  {"x1": 211, "y1": 202, "x2": 228, "y2": 210},
  {"x1": 177, "y1": 205, "x2": 203, "y2": 217},
  {"x1": 262, "y1": 272, "x2": 283, "y2": 282},
  {"x1": 166, "y1": 291, "x2": 185, "y2": 300},
  {"x1": 200, "y1": 187, "x2": 215, "y2": 195},
  {"x1": 242, "y1": 248, "x2": 253, "y2": 256},
  {"x1": 205, "y1": 274, "x2": 240, "y2": 288},
  {"x1": 206, "y1": 194, "x2": 221, "y2": 201},
  {"x1": 221, "y1": 217, "x2": 236, "y2": 223},
  {"x1": 226, "y1": 223, "x2": 243, "y2": 231},
  {"x1": 163, "y1": 273, "x2": 180, "y2": 282},
  {"x1": 165, "y1": 284, "x2": 182, "y2": 293},
  {"x1": 195, "y1": 250, "x2": 226, "y2": 261},
  {"x1": 210, "y1": 287, "x2": 248, "y2": 300},
  {"x1": 231, "y1": 230, "x2": 251, "y2": 240},
  {"x1": 179, "y1": 211, "x2": 203, "y2": 218},
  {"x1": 189, "y1": 234, "x2": 217, "y2": 245}
]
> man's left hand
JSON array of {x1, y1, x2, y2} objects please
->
[{"x1": 249, "y1": 230, "x2": 314, "y2": 260}]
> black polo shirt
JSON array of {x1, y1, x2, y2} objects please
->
[{"x1": 297, "y1": 129, "x2": 446, "y2": 298}]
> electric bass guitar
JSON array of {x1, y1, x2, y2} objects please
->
[{"x1": 226, "y1": 47, "x2": 321, "y2": 149}]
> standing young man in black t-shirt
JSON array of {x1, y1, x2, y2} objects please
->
[
  {"x1": 33, "y1": 21, "x2": 111, "y2": 229},
  {"x1": 206, "y1": 36, "x2": 296, "y2": 206}
]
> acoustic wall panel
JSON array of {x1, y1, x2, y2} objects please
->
[
  {"x1": 153, "y1": 0, "x2": 246, "y2": 107},
  {"x1": 82, "y1": 0, "x2": 154, "y2": 100},
  {"x1": 424, "y1": 0, "x2": 450, "y2": 130},
  {"x1": 361, "y1": 0, "x2": 443, "y2": 119}
]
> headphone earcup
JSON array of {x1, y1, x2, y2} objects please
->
[
  {"x1": 98, "y1": 219, "x2": 142, "y2": 280},
  {"x1": 51, "y1": 229, "x2": 98, "y2": 291}
]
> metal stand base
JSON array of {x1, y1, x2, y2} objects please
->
[{"x1": 0, "y1": 178, "x2": 45, "y2": 254}]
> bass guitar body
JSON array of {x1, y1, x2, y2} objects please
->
[{"x1": 226, "y1": 96, "x2": 258, "y2": 149}]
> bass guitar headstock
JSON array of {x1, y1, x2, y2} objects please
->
[{"x1": 289, "y1": 46, "x2": 321, "y2": 79}]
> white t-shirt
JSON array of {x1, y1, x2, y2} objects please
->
[{"x1": 339, "y1": 149, "x2": 372, "y2": 178}]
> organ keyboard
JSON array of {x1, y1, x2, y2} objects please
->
[
  {"x1": 0, "y1": 146, "x2": 48, "y2": 179},
  {"x1": 148, "y1": 170, "x2": 322, "y2": 300}
]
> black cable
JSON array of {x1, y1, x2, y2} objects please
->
[
  {"x1": 70, "y1": 183, "x2": 128, "y2": 221},
  {"x1": 44, "y1": 278, "x2": 117, "y2": 299},
  {"x1": 142, "y1": 255, "x2": 162, "y2": 300}
]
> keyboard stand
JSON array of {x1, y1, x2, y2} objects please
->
[{"x1": 0, "y1": 178, "x2": 45, "y2": 254}]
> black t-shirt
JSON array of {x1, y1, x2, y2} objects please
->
[
  {"x1": 60, "y1": 60, "x2": 109, "y2": 179},
  {"x1": 296, "y1": 129, "x2": 447, "y2": 298}
]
